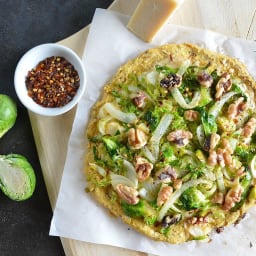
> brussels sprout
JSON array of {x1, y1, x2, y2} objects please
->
[
  {"x1": 0, "y1": 154, "x2": 36, "y2": 201},
  {"x1": 0, "y1": 94, "x2": 17, "y2": 138}
]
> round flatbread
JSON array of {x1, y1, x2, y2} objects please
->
[{"x1": 85, "y1": 43, "x2": 256, "y2": 244}]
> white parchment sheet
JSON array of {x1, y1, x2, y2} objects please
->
[{"x1": 50, "y1": 8, "x2": 256, "y2": 256}]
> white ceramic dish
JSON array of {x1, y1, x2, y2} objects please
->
[{"x1": 14, "y1": 43, "x2": 86, "y2": 116}]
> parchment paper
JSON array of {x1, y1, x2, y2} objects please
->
[{"x1": 50, "y1": 8, "x2": 256, "y2": 256}]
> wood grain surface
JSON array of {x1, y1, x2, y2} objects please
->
[{"x1": 28, "y1": 0, "x2": 256, "y2": 255}]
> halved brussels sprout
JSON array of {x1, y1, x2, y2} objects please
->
[
  {"x1": 0, "y1": 154, "x2": 36, "y2": 201},
  {"x1": 0, "y1": 94, "x2": 17, "y2": 138}
]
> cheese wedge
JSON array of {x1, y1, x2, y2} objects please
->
[{"x1": 127, "y1": 0, "x2": 184, "y2": 42}]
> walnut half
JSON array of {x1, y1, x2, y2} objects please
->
[
  {"x1": 128, "y1": 128, "x2": 148, "y2": 149},
  {"x1": 115, "y1": 184, "x2": 139, "y2": 205}
]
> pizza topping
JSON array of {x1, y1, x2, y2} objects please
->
[
  {"x1": 162, "y1": 214, "x2": 182, "y2": 228},
  {"x1": 197, "y1": 70, "x2": 213, "y2": 88},
  {"x1": 242, "y1": 117, "x2": 256, "y2": 138},
  {"x1": 160, "y1": 73, "x2": 182, "y2": 89},
  {"x1": 87, "y1": 45, "x2": 256, "y2": 243},
  {"x1": 157, "y1": 185, "x2": 173, "y2": 207},
  {"x1": 134, "y1": 156, "x2": 153, "y2": 181},
  {"x1": 167, "y1": 130, "x2": 193, "y2": 147},
  {"x1": 103, "y1": 102, "x2": 137, "y2": 123},
  {"x1": 222, "y1": 184, "x2": 243, "y2": 211},
  {"x1": 215, "y1": 73, "x2": 232, "y2": 99},
  {"x1": 184, "y1": 110, "x2": 199, "y2": 122},
  {"x1": 156, "y1": 166, "x2": 178, "y2": 183},
  {"x1": 128, "y1": 128, "x2": 148, "y2": 149},
  {"x1": 132, "y1": 92, "x2": 147, "y2": 108},
  {"x1": 227, "y1": 97, "x2": 247, "y2": 120},
  {"x1": 170, "y1": 88, "x2": 201, "y2": 109},
  {"x1": 115, "y1": 184, "x2": 139, "y2": 205}
]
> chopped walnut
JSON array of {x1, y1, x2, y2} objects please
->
[
  {"x1": 187, "y1": 216, "x2": 209, "y2": 225},
  {"x1": 197, "y1": 70, "x2": 213, "y2": 88},
  {"x1": 216, "y1": 148, "x2": 226, "y2": 167},
  {"x1": 208, "y1": 146, "x2": 233, "y2": 167},
  {"x1": 215, "y1": 73, "x2": 232, "y2": 99},
  {"x1": 222, "y1": 184, "x2": 243, "y2": 211},
  {"x1": 184, "y1": 110, "x2": 199, "y2": 121},
  {"x1": 132, "y1": 92, "x2": 146, "y2": 108},
  {"x1": 115, "y1": 184, "x2": 139, "y2": 205},
  {"x1": 156, "y1": 166, "x2": 178, "y2": 183},
  {"x1": 173, "y1": 178, "x2": 182, "y2": 190},
  {"x1": 157, "y1": 185, "x2": 173, "y2": 207},
  {"x1": 134, "y1": 156, "x2": 153, "y2": 182},
  {"x1": 208, "y1": 150, "x2": 218, "y2": 166},
  {"x1": 227, "y1": 97, "x2": 247, "y2": 121},
  {"x1": 223, "y1": 150, "x2": 233, "y2": 166},
  {"x1": 237, "y1": 166, "x2": 246, "y2": 177},
  {"x1": 242, "y1": 117, "x2": 256, "y2": 138},
  {"x1": 128, "y1": 128, "x2": 148, "y2": 149},
  {"x1": 167, "y1": 130, "x2": 193, "y2": 147},
  {"x1": 221, "y1": 138, "x2": 233, "y2": 154}
]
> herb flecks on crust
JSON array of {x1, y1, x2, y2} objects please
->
[{"x1": 85, "y1": 43, "x2": 256, "y2": 244}]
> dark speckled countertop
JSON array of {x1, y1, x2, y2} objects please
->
[{"x1": 0, "y1": 1, "x2": 113, "y2": 255}]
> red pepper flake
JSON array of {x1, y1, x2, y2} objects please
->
[{"x1": 25, "y1": 56, "x2": 80, "y2": 108}]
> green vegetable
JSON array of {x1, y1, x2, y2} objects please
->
[
  {"x1": 234, "y1": 145, "x2": 254, "y2": 164},
  {"x1": 0, "y1": 154, "x2": 36, "y2": 201},
  {"x1": 155, "y1": 65, "x2": 177, "y2": 75},
  {"x1": 199, "y1": 108, "x2": 217, "y2": 136},
  {"x1": 0, "y1": 94, "x2": 17, "y2": 138},
  {"x1": 102, "y1": 136, "x2": 119, "y2": 158},
  {"x1": 121, "y1": 199, "x2": 157, "y2": 225},
  {"x1": 198, "y1": 87, "x2": 212, "y2": 107},
  {"x1": 144, "y1": 111, "x2": 159, "y2": 131},
  {"x1": 180, "y1": 186, "x2": 208, "y2": 210}
]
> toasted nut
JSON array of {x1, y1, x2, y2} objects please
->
[
  {"x1": 222, "y1": 184, "x2": 243, "y2": 211},
  {"x1": 216, "y1": 148, "x2": 226, "y2": 167},
  {"x1": 197, "y1": 70, "x2": 213, "y2": 88},
  {"x1": 132, "y1": 92, "x2": 146, "y2": 108},
  {"x1": 221, "y1": 138, "x2": 233, "y2": 154},
  {"x1": 115, "y1": 184, "x2": 139, "y2": 205},
  {"x1": 242, "y1": 117, "x2": 256, "y2": 138},
  {"x1": 134, "y1": 156, "x2": 153, "y2": 181},
  {"x1": 215, "y1": 73, "x2": 232, "y2": 99},
  {"x1": 208, "y1": 150, "x2": 218, "y2": 166},
  {"x1": 227, "y1": 97, "x2": 247, "y2": 120},
  {"x1": 167, "y1": 130, "x2": 193, "y2": 147},
  {"x1": 157, "y1": 185, "x2": 173, "y2": 207},
  {"x1": 184, "y1": 110, "x2": 199, "y2": 121},
  {"x1": 156, "y1": 166, "x2": 178, "y2": 183},
  {"x1": 173, "y1": 178, "x2": 182, "y2": 190},
  {"x1": 128, "y1": 128, "x2": 148, "y2": 149}
]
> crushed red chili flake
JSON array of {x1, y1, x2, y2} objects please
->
[{"x1": 25, "y1": 56, "x2": 80, "y2": 108}]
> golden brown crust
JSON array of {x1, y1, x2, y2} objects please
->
[{"x1": 85, "y1": 43, "x2": 256, "y2": 244}]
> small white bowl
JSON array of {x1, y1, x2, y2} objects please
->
[{"x1": 14, "y1": 43, "x2": 86, "y2": 116}]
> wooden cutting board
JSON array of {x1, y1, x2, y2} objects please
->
[{"x1": 28, "y1": 0, "x2": 256, "y2": 255}]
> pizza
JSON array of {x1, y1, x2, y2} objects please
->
[{"x1": 85, "y1": 43, "x2": 256, "y2": 244}]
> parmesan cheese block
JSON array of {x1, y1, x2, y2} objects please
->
[{"x1": 127, "y1": 0, "x2": 184, "y2": 42}]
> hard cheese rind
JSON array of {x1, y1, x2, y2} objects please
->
[{"x1": 127, "y1": 0, "x2": 184, "y2": 42}]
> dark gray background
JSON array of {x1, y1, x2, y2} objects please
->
[{"x1": 0, "y1": 1, "x2": 113, "y2": 255}]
